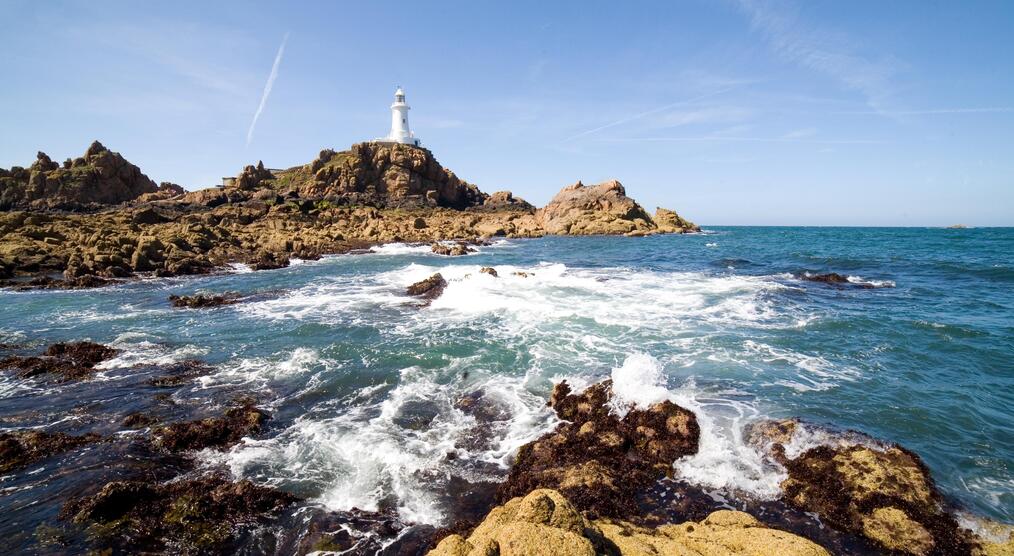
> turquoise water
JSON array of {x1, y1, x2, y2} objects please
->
[{"x1": 1, "y1": 227, "x2": 1012, "y2": 542}]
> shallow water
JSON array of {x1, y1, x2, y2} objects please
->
[{"x1": 1, "y1": 227, "x2": 1012, "y2": 548}]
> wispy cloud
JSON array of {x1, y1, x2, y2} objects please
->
[
  {"x1": 562, "y1": 87, "x2": 738, "y2": 142},
  {"x1": 834, "y1": 107, "x2": 1013, "y2": 116},
  {"x1": 734, "y1": 0, "x2": 900, "y2": 114},
  {"x1": 247, "y1": 32, "x2": 289, "y2": 147},
  {"x1": 597, "y1": 135, "x2": 880, "y2": 145},
  {"x1": 781, "y1": 127, "x2": 817, "y2": 139}
]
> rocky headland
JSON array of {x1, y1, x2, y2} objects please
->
[{"x1": 0, "y1": 141, "x2": 697, "y2": 287}]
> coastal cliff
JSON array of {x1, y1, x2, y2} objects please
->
[{"x1": 0, "y1": 141, "x2": 697, "y2": 285}]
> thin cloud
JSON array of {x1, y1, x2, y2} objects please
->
[
  {"x1": 834, "y1": 107, "x2": 1013, "y2": 116},
  {"x1": 562, "y1": 86, "x2": 738, "y2": 142},
  {"x1": 735, "y1": 0, "x2": 900, "y2": 114},
  {"x1": 247, "y1": 33, "x2": 289, "y2": 147},
  {"x1": 597, "y1": 135, "x2": 881, "y2": 145}
]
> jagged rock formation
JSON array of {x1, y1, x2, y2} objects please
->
[
  {"x1": 0, "y1": 141, "x2": 159, "y2": 210},
  {"x1": 537, "y1": 180, "x2": 656, "y2": 235},
  {"x1": 254, "y1": 143, "x2": 487, "y2": 209},
  {"x1": 429, "y1": 489, "x2": 830, "y2": 556}
]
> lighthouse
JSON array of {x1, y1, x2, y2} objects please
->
[{"x1": 378, "y1": 86, "x2": 421, "y2": 147}]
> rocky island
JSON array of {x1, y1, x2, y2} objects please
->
[{"x1": 0, "y1": 140, "x2": 697, "y2": 287}]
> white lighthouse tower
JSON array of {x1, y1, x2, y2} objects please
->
[{"x1": 378, "y1": 86, "x2": 421, "y2": 147}]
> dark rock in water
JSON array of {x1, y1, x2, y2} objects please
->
[
  {"x1": 479, "y1": 266, "x2": 498, "y2": 277},
  {"x1": 800, "y1": 272, "x2": 875, "y2": 288},
  {"x1": 431, "y1": 243, "x2": 474, "y2": 256},
  {"x1": 0, "y1": 341, "x2": 116, "y2": 380},
  {"x1": 62, "y1": 475, "x2": 299, "y2": 554},
  {"x1": 168, "y1": 292, "x2": 241, "y2": 309},
  {"x1": 249, "y1": 249, "x2": 290, "y2": 271},
  {"x1": 497, "y1": 379, "x2": 699, "y2": 519},
  {"x1": 151, "y1": 402, "x2": 268, "y2": 452},
  {"x1": 147, "y1": 359, "x2": 214, "y2": 388},
  {"x1": 1, "y1": 274, "x2": 117, "y2": 291},
  {"x1": 749, "y1": 419, "x2": 976, "y2": 555},
  {"x1": 406, "y1": 273, "x2": 447, "y2": 303},
  {"x1": 0, "y1": 430, "x2": 100, "y2": 473},
  {"x1": 122, "y1": 412, "x2": 156, "y2": 429}
]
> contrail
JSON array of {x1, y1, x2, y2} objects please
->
[
  {"x1": 562, "y1": 86, "x2": 737, "y2": 143},
  {"x1": 247, "y1": 32, "x2": 289, "y2": 146}
]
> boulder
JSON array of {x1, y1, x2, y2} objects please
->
[
  {"x1": 407, "y1": 273, "x2": 447, "y2": 303},
  {"x1": 653, "y1": 207, "x2": 699, "y2": 233},
  {"x1": 168, "y1": 292, "x2": 241, "y2": 309},
  {"x1": 429, "y1": 489, "x2": 830, "y2": 556}
]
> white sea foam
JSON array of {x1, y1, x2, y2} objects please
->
[
  {"x1": 96, "y1": 332, "x2": 208, "y2": 370},
  {"x1": 198, "y1": 347, "x2": 322, "y2": 391},
  {"x1": 846, "y1": 275, "x2": 896, "y2": 288},
  {"x1": 609, "y1": 353, "x2": 671, "y2": 416},
  {"x1": 214, "y1": 364, "x2": 557, "y2": 525}
]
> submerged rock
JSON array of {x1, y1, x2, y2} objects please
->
[
  {"x1": 407, "y1": 273, "x2": 448, "y2": 303},
  {"x1": 429, "y1": 489, "x2": 830, "y2": 556},
  {"x1": 151, "y1": 402, "x2": 267, "y2": 452},
  {"x1": 498, "y1": 380, "x2": 699, "y2": 519},
  {"x1": 168, "y1": 292, "x2": 241, "y2": 308},
  {"x1": 0, "y1": 430, "x2": 100, "y2": 473},
  {"x1": 749, "y1": 419, "x2": 977, "y2": 555},
  {"x1": 0, "y1": 341, "x2": 116, "y2": 381},
  {"x1": 62, "y1": 475, "x2": 299, "y2": 554},
  {"x1": 799, "y1": 272, "x2": 875, "y2": 288},
  {"x1": 147, "y1": 358, "x2": 214, "y2": 388}
]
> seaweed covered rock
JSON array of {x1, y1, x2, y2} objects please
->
[
  {"x1": 749, "y1": 419, "x2": 976, "y2": 555},
  {"x1": 168, "y1": 292, "x2": 241, "y2": 308},
  {"x1": 62, "y1": 476, "x2": 299, "y2": 554},
  {"x1": 497, "y1": 380, "x2": 699, "y2": 519},
  {"x1": 429, "y1": 489, "x2": 830, "y2": 556},
  {"x1": 151, "y1": 402, "x2": 268, "y2": 452},
  {"x1": 0, "y1": 341, "x2": 116, "y2": 380},
  {"x1": 0, "y1": 430, "x2": 100, "y2": 473}
]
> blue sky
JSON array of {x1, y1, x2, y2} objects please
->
[{"x1": 1, "y1": 0, "x2": 1012, "y2": 225}]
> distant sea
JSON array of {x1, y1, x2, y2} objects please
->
[{"x1": 2, "y1": 227, "x2": 1011, "y2": 548}]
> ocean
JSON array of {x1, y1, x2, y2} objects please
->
[{"x1": 1, "y1": 227, "x2": 1012, "y2": 551}]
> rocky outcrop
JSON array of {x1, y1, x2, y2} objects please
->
[
  {"x1": 498, "y1": 380, "x2": 699, "y2": 519},
  {"x1": 274, "y1": 143, "x2": 487, "y2": 209},
  {"x1": 537, "y1": 180, "x2": 655, "y2": 235},
  {"x1": 0, "y1": 341, "x2": 117, "y2": 380},
  {"x1": 653, "y1": 207, "x2": 699, "y2": 233},
  {"x1": 62, "y1": 475, "x2": 299, "y2": 554},
  {"x1": 432, "y1": 242, "x2": 475, "y2": 256},
  {"x1": 0, "y1": 430, "x2": 101, "y2": 473},
  {"x1": 748, "y1": 419, "x2": 976, "y2": 555},
  {"x1": 0, "y1": 141, "x2": 159, "y2": 210},
  {"x1": 429, "y1": 489, "x2": 830, "y2": 556}
]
